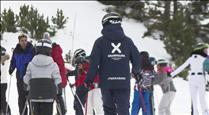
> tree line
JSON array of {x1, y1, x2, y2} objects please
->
[{"x1": 0, "y1": 4, "x2": 68, "y2": 40}]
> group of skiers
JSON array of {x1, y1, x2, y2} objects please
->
[{"x1": 0, "y1": 12, "x2": 209, "y2": 115}]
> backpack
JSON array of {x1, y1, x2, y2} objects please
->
[{"x1": 203, "y1": 58, "x2": 209, "y2": 72}]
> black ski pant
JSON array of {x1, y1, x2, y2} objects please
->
[
  {"x1": 56, "y1": 94, "x2": 66, "y2": 115},
  {"x1": 0, "y1": 83, "x2": 11, "y2": 114},
  {"x1": 73, "y1": 85, "x2": 88, "y2": 115},
  {"x1": 16, "y1": 74, "x2": 28, "y2": 115},
  {"x1": 101, "y1": 88, "x2": 130, "y2": 115},
  {"x1": 32, "y1": 102, "x2": 53, "y2": 115}
]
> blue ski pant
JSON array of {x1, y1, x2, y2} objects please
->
[{"x1": 131, "y1": 89, "x2": 152, "y2": 115}]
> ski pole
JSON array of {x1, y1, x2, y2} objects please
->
[
  {"x1": 70, "y1": 12, "x2": 77, "y2": 64},
  {"x1": 63, "y1": 88, "x2": 67, "y2": 110},
  {"x1": 137, "y1": 83, "x2": 148, "y2": 115},
  {"x1": 68, "y1": 82, "x2": 85, "y2": 111},
  {"x1": 6, "y1": 75, "x2": 12, "y2": 115},
  {"x1": 29, "y1": 100, "x2": 34, "y2": 115},
  {"x1": 133, "y1": 73, "x2": 148, "y2": 115},
  {"x1": 21, "y1": 96, "x2": 29, "y2": 115},
  {"x1": 69, "y1": 83, "x2": 85, "y2": 108},
  {"x1": 85, "y1": 92, "x2": 89, "y2": 115},
  {"x1": 55, "y1": 97, "x2": 63, "y2": 115}
]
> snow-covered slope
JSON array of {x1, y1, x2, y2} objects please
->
[{"x1": 1, "y1": 1, "x2": 208, "y2": 115}]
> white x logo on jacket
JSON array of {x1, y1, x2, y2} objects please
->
[{"x1": 111, "y1": 43, "x2": 121, "y2": 53}]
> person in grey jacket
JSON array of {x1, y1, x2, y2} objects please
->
[
  {"x1": 152, "y1": 59, "x2": 176, "y2": 115},
  {"x1": 24, "y1": 39, "x2": 62, "y2": 115}
]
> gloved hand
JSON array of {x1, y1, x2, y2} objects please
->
[
  {"x1": 69, "y1": 83, "x2": 75, "y2": 88},
  {"x1": 57, "y1": 83, "x2": 63, "y2": 95},
  {"x1": 23, "y1": 83, "x2": 29, "y2": 96},
  {"x1": 206, "y1": 82, "x2": 209, "y2": 92},
  {"x1": 83, "y1": 82, "x2": 91, "y2": 90},
  {"x1": 9, "y1": 68, "x2": 14, "y2": 75},
  {"x1": 132, "y1": 73, "x2": 142, "y2": 83},
  {"x1": 25, "y1": 91, "x2": 29, "y2": 96}
]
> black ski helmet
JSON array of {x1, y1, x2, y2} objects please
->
[
  {"x1": 102, "y1": 12, "x2": 122, "y2": 27},
  {"x1": 149, "y1": 57, "x2": 157, "y2": 66},
  {"x1": 36, "y1": 39, "x2": 52, "y2": 56}
]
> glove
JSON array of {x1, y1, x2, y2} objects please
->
[
  {"x1": 83, "y1": 82, "x2": 91, "y2": 90},
  {"x1": 57, "y1": 83, "x2": 63, "y2": 95},
  {"x1": 23, "y1": 83, "x2": 29, "y2": 96},
  {"x1": 132, "y1": 73, "x2": 142, "y2": 83},
  {"x1": 206, "y1": 82, "x2": 209, "y2": 92},
  {"x1": 9, "y1": 68, "x2": 14, "y2": 75},
  {"x1": 167, "y1": 72, "x2": 171, "y2": 77},
  {"x1": 69, "y1": 83, "x2": 75, "y2": 88},
  {"x1": 25, "y1": 91, "x2": 29, "y2": 96}
]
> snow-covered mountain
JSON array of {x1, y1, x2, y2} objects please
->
[{"x1": 1, "y1": 1, "x2": 208, "y2": 115}]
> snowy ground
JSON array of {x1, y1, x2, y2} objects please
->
[{"x1": 1, "y1": 1, "x2": 209, "y2": 115}]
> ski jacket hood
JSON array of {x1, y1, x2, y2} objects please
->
[
  {"x1": 101, "y1": 24, "x2": 125, "y2": 42},
  {"x1": 52, "y1": 43, "x2": 63, "y2": 55},
  {"x1": 31, "y1": 54, "x2": 54, "y2": 66},
  {"x1": 51, "y1": 43, "x2": 67, "y2": 88}
]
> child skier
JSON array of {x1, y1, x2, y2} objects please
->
[
  {"x1": 171, "y1": 43, "x2": 209, "y2": 115},
  {"x1": 0, "y1": 46, "x2": 11, "y2": 115},
  {"x1": 23, "y1": 39, "x2": 62, "y2": 115},
  {"x1": 152, "y1": 59, "x2": 176, "y2": 115},
  {"x1": 66, "y1": 49, "x2": 89, "y2": 115},
  {"x1": 131, "y1": 51, "x2": 155, "y2": 115}
]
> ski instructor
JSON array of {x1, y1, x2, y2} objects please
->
[{"x1": 84, "y1": 12, "x2": 141, "y2": 115}]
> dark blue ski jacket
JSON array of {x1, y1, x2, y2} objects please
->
[
  {"x1": 85, "y1": 24, "x2": 141, "y2": 89},
  {"x1": 9, "y1": 42, "x2": 34, "y2": 80}
]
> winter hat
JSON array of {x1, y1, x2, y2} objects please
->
[
  {"x1": 36, "y1": 39, "x2": 52, "y2": 56},
  {"x1": 193, "y1": 43, "x2": 209, "y2": 52},
  {"x1": 74, "y1": 49, "x2": 86, "y2": 59},
  {"x1": 72, "y1": 49, "x2": 86, "y2": 65},
  {"x1": 42, "y1": 32, "x2": 52, "y2": 43},
  {"x1": 102, "y1": 12, "x2": 122, "y2": 27}
]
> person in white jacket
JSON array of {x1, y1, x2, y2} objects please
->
[
  {"x1": 0, "y1": 46, "x2": 11, "y2": 115},
  {"x1": 171, "y1": 43, "x2": 209, "y2": 115},
  {"x1": 24, "y1": 39, "x2": 62, "y2": 115}
]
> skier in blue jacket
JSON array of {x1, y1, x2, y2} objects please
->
[
  {"x1": 9, "y1": 34, "x2": 35, "y2": 115},
  {"x1": 84, "y1": 12, "x2": 141, "y2": 115}
]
